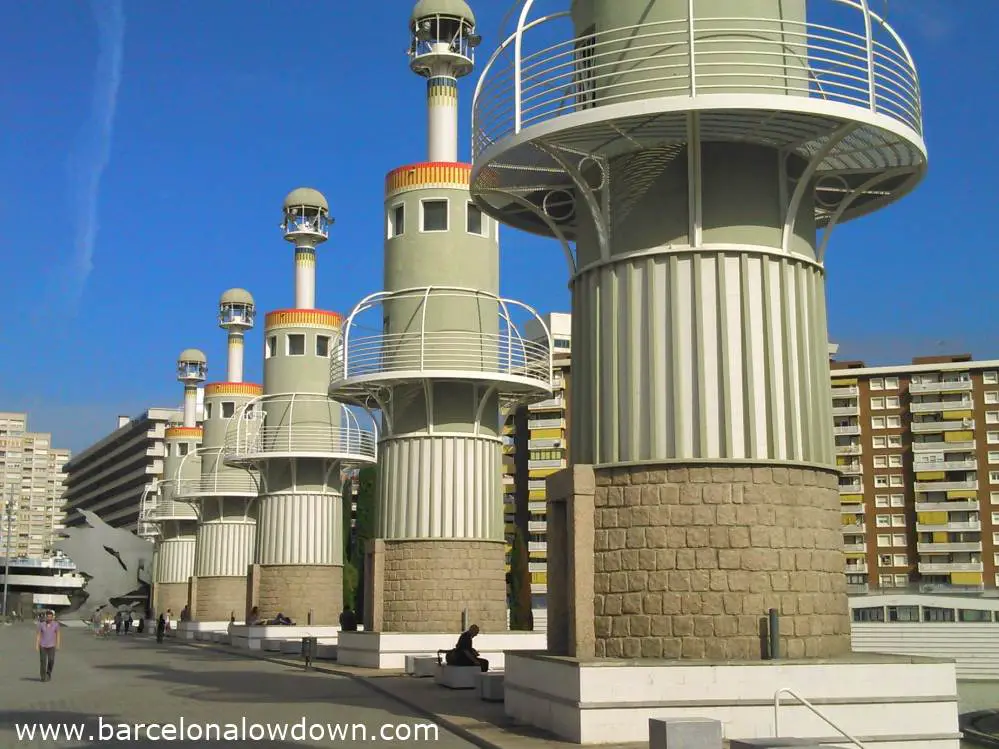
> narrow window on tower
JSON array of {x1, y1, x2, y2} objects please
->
[
  {"x1": 466, "y1": 202, "x2": 484, "y2": 235},
  {"x1": 265, "y1": 335, "x2": 277, "y2": 358},
  {"x1": 316, "y1": 335, "x2": 331, "y2": 357},
  {"x1": 421, "y1": 199, "x2": 448, "y2": 232},
  {"x1": 222, "y1": 402, "x2": 235, "y2": 419},
  {"x1": 389, "y1": 204, "x2": 405, "y2": 237},
  {"x1": 287, "y1": 334, "x2": 306, "y2": 356},
  {"x1": 204, "y1": 403, "x2": 212, "y2": 420}
]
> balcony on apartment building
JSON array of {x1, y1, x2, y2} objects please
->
[
  {"x1": 528, "y1": 417, "x2": 566, "y2": 430},
  {"x1": 835, "y1": 444, "x2": 863, "y2": 456},
  {"x1": 832, "y1": 403, "x2": 860, "y2": 417},
  {"x1": 528, "y1": 397, "x2": 565, "y2": 412},
  {"x1": 915, "y1": 500, "x2": 980, "y2": 513},
  {"x1": 528, "y1": 438, "x2": 564, "y2": 450},
  {"x1": 831, "y1": 386, "x2": 860, "y2": 397},
  {"x1": 834, "y1": 424, "x2": 862, "y2": 436},
  {"x1": 841, "y1": 523, "x2": 867, "y2": 534},
  {"x1": 838, "y1": 480, "x2": 863, "y2": 494},
  {"x1": 910, "y1": 398, "x2": 974, "y2": 414},
  {"x1": 911, "y1": 419, "x2": 975, "y2": 434},
  {"x1": 528, "y1": 521, "x2": 546, "y2": 533},
  {"x1": 913, "y1": 440, "x2": 976, "y2": 452},
  {"x1": 909, "y1": 378, "x2": 973, "y2": 395},
  {"x1": 914, "y1": 479, "x2": 978, "y2": 493},
  {"x1": 913, "y1": 459, "x2": 978, "y2": 472},
  {"x1": 528, "y1": 502, "x2": 546, "y2": 515},
  {"x1": 528, "y1": 542, "x2": 546, "y2": 554},
  {"x1": 843, "y1": 543, "x2": 867, "y2": 554},
  {"x1": 845, "y1": 562, "x2": 869, "y2": 574},
  {"x1": 528, "y1": 459, "x2": 566, "y2": 470},
  {"x1": 917, "y1": 561, "x2": 984, "y2": 574},
  {"x1": 838, "y1": 463, "x2": 863, "y2": 475},
  {"x1": 916, "y1": 541, "x2": 983, "y2": 553},
  {"x1": 916, "y1": 520, "x2": 981, "y2": 533}
]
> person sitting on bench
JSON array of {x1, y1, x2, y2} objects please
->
[{"x1": 445, "y1": 624, "x2": 488, "y2": 672}]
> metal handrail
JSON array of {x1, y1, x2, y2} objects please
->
[
  {"x1": 472, "y1": 0, "x2": 922, "y2": 158},
  {"x1": 173, "y1": 445, "x2": 259, "y2": 497},
  {"x1": 331, "y1": 286, "x2": 553, "y2": 389},
  {"x1": 774, "y1": 687, "x2": 867, "y2": 748}
]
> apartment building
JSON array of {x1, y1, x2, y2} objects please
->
[
  {"x1": 503, "y1": 312, "x2": 571, "y2": 621},
  {"x1": 832, "y1": 353, "x2": 999, "y2": 594},
  {"x1": 62, "y1": 408, "x2": 184, "y2": 532},
  {"x1": 0, "y1": 412, "x2": 71, "y2": 559}
]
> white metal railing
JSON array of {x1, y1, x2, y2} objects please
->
[
  {"x1": 223, "y1": 393, "x2": 377, "y2": 463},
  {"x1": 918, "y1": 562, "x2": 983, "y2": 574},
  {"x1": 831, "y1": 386, "x2": 860, "y2": 397},
  {"x1": 473, "y1": 0, "x2": 922, "y2": 157},
  {"x1": 838, "y1": 484, "x2": 863, "y2": 494},
  {"x1": 913, "y1": 440, "x2": 976, "y2": 452},
  {"x1": 835, "y1": 444, "x2": 862, "y2": 455},
  {"x1": 910, "y1": 400, "x2": 973, "y2": 414},
  {"x1": 914, "y1": 480, "x2": 978, "y2": 492},
  {"x1": 834, "y1": 425, "x2": 861, "y2": 435},
  {"x1": 913, "y1": 460, "x2": 978, "y2": 472},
  {"x1": 841, "y1": 524, "x2": 866, "y2": 533},
  {"x1": 146, "y1": 479, "x2": 197, "y2": 522},
  {"x1": 831, "y1": 406, "x2": 859, "y2": 416},
  {"x1": 911, "y1": 420, "x2": 975, "y2": 434},
  {"x1": 174, "y1": 446, "x2": 259, "y2": 498},
  {"x1": 916, "y1": 521, "x2": 981, "y2": 533},
  {"x1": 915, "y1": 500, "x2": 979, "y2": 513},
  {"x1": 774, "y1": 688, "x2": 867, "y2": 749},
  {"x1": 842, "y1": 543, "x2": 866, "y2": 553},
  {"x1": 917, "y1": 542, "x2": 983, "y2": 553},
  {"x1": 330, "y1": 287, "x2": 552, "y2": 389}
]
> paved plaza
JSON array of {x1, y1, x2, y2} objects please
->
[{"x1": 0, "y1": 623, "x2": 476, "y2": 748}]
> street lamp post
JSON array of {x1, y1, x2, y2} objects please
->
[{"x1": 1, "y1": 497, "x2": 14, "y2": 617}]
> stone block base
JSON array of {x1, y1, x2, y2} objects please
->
[
  {"x1": 252, "y1": 564, "x2": 341, "y2": 625},
  {"x1": 227, "y1": 624, "x2": 343, "y2": 651},
  {"x1": 377, "y1": 539, "x2": 506, "y2": 632},
  {"x1": 503, "y1": 652, "x2": 961, "y2": 746},
  {"x1": 336, "y1": 630, "x2": 547, "y2": 670},
  {"x1": 190, "y1": 575, "x2": 246, "y2": 622},
  {"x1": 153, "y1": 582, "x2": 188, "y2": 619}
]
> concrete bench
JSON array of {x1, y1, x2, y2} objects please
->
[
  {"x1": 729, "y1": 741, "x2": 824, "y2": 748},
  {"x1": 261, "y1": 639, "x2": 283, "y2": 652},
  {"x1": 477, "y1": 672, "x2": 504, "y2": 702},
  {"x1": 650, "y1": 718, "x2": 722, "y2": 749},
  {"x1": 281, "y1": 641, "x2": 301, "y2": 655},
  {"x1": 434, "y1": 666, "x2": 479, "y2": 689},
  {"x1": 406, "y1": 655, "x2": 441, "y2": 678},
  {"x1": 316, "y1": 644, "x2": 337, "y2": 660}
]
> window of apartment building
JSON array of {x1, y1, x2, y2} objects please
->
[
  {"x1": 221, "y1": 402, "x2": 235, "y2": 419},
  {"x1": 316, "y1": 335, "x2": 330, "y2": 358},
  {"x1": 988, "y1": 412, "x2": 999, "y2": 425},
  {"x1": 466, "y1": 202, "x2": 485, "y2": 235},
  {"x1": 265, "y1": 335, "x2": 277, "y2": 358},
  {"x1": 388, "y1": 204, "x2": 404, "y2": 237},
  {"x1": 987, "y1": 392, "x2": 999, "y2": 405},
  {"x1": 892, "y1": 534, "x2": 906, "y2": 547},
  {"x1": 886, "y1": 415, "x2": 902, "y2": 429},
  {"x1": 421, "y1": 199, "x2": 449, "y2": 232},
  {"x1": 994, "y1": 533, "x2": 999, "y2": 545},
  {"x1": 287, "y1": 334, "x2": 305, "y2": 356},
  {"x1": 888, "y1": 435, "x2": 902, "y2": 448},
  {"x1": 891, "y1": 514, "x2": 906, "y2": 527},
  {"x1": 991, "y1": 471, "x2": 999, "y2": 484},
  {"x1": 874, "y1": 475, "x2": 889, "y2": 488},
  {"x1": 870, "y1": 397, "x2": 885, "y2": 410},
  {"x1": 889, "y1": 474, "x2": 904, "y2": 487},
  {"x1": 879, "y1": 553, "x2": 892, "y2": 566},
  {"x1": 886, "y1": 396, "x2": 900, "y2": 409},
  {"x1": 924, "y1": 607, "x2": 956, "y2": 622},
  {"x1": 873, "y1": 456, "x2": 887, "y2": 468},
  {"x1": 891, "y1": 494, "x2": 905, "y2": 507},
  {"x1": 872, "y1": 416, "x2": 886, "y2": 430},
  {"x1": 893, "y1": 554, "x2": 908, "y2": 567},
  {"x1": 875, "y1": 494, "x2": 889, "y2": 508},
  {"x1": 870, "y1": 378, "x2": 884, "y2": 390},
  {"x1": 985, "y1": 371, "x2": 999, "y2": 385},
  {"x1": 855, "y1": 606, "x2": 886, "y2": 621},
  {"x1": 888, "y1": 605, "x2": 919, "y2": 622},
  {"x1": 873, "y1": 435, "x2": 887, "y2": 449},
  {"x1": 876, "y1": 514, "x2": 890, "y2": 527},
  {"x1": 893, "y1": 574, "x2": 909, "y2": 587},
  {"x1": 990, "y1": 451, "x2": 999, "y2": 465},
  {"x1": 877, "y1": 535, "x2": 891, "y2": 547},
  {"x1": 989, "y1": 432, "x2": 999, "y2": 445},
  {"x1": 885, "y1": 377, "x2": 899, "y2": 390},
  {"x1": 888, "y1": 454, "x2": 903, "y2": 468}
]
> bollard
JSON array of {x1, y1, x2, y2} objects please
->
[
  {"x1": 768, "y1": 608, "x2": 780, "y2": 660},
  {"x1": 461, "y1": 608, "x2": 469, "y2": 631},
  {"x1": 307, "y1": 609, "x2": 313, "y2": 625}
]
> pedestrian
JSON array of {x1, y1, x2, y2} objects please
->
[
  {"x1": 35, "y1": 610, "x2": 61, "y2": 682},
  {"x1": 156, "y1": 614, "x2": 166, "y2": 643},
  {"x1": 114, "y1": 611, "x2": 122, "y2": 636},
  {"x1": 124, "y1": 611, "x2": 133, "y2": 634},
  {"x1": 165, "y1": 609, "x2": 173, "y2": 635}
]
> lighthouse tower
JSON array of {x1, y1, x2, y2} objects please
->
[
  {"x1": 329, "y1": 0, "x2": 553, "y2": 635},
  {"x1": 178, "y1": 289, "x2": 263, "y2": 625},
  {"x1": 225, "y1": 190, "x2": 376, "y2": 627},
  {"x1": 152, "y1": 349, "x2": 206, "y2": 618},
  {"x1": 469, "y1": 1, "x2": 952, "y2": 744}
]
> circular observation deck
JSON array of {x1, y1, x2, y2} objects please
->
[
  {"x1": 172, "y1": 447, "x2": 260, "y2": 500},
  {"x1": 146, "y1": 481, "x2": 198, "y2": 522},
  {"x1": 221, "y1": 393, "x2": 377, "y2": 467},
  {"x1": 327, "y1": 286, "x2": 554, "y2": 407},
  {"x1": 470, "y1": 0, "x2": 927, "y2": 238}
]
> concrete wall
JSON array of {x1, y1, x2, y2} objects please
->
[{"x1": 852, "y1": 622, "x2": 999, "y2": 680}]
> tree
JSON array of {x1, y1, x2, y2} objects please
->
[
  {"x1": 351, "y1": 466, "x2": 378, "y2": 616},
  {"x1": 508, "y1": 526, "x2": 534, "y2": 630}
]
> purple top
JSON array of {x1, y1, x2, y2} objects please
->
[{"x1": 37, "y1": 621, "x2": 59, "y2": 648}]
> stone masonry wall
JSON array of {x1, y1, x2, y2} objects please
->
[
  {"x1": 593, "y1": 465, "x2": 850, "y2": 660},
  {"x1": 256, "y1": 565, "x2": 341, "y2": 625},
  {"x1": 153, "y1": 582, "x2": 188, "y2": 620},
  {"x1": 193, "y1": 576, "x2": 247, "y2": 622},
  {"x1": 382, "y1": 540, "x2": 507, "y2": 632}
]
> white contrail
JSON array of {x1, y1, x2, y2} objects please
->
[{"x1": 65, "y1": 0, "x2": 125, "y2": 309}]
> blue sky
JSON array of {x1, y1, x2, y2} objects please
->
[{"x1": 0, "y1": 0, "x2": 996, "y2": 454}]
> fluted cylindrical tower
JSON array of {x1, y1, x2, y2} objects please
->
[
  {"x1": 472, "y1": 0, "x2": 927, "y2": 659},
  {"x1": 181, "y1": 289, "x2": 263, "y2": 622},
  {"x1": 223, "y1": 188, "x2": 377, "y2": 626},
  {"x1": 329, "y1": 0, "x2": 553, "y2": 634},
  {"x1": 152, "y1": 349, "x2": 206, "y2": 618}
]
